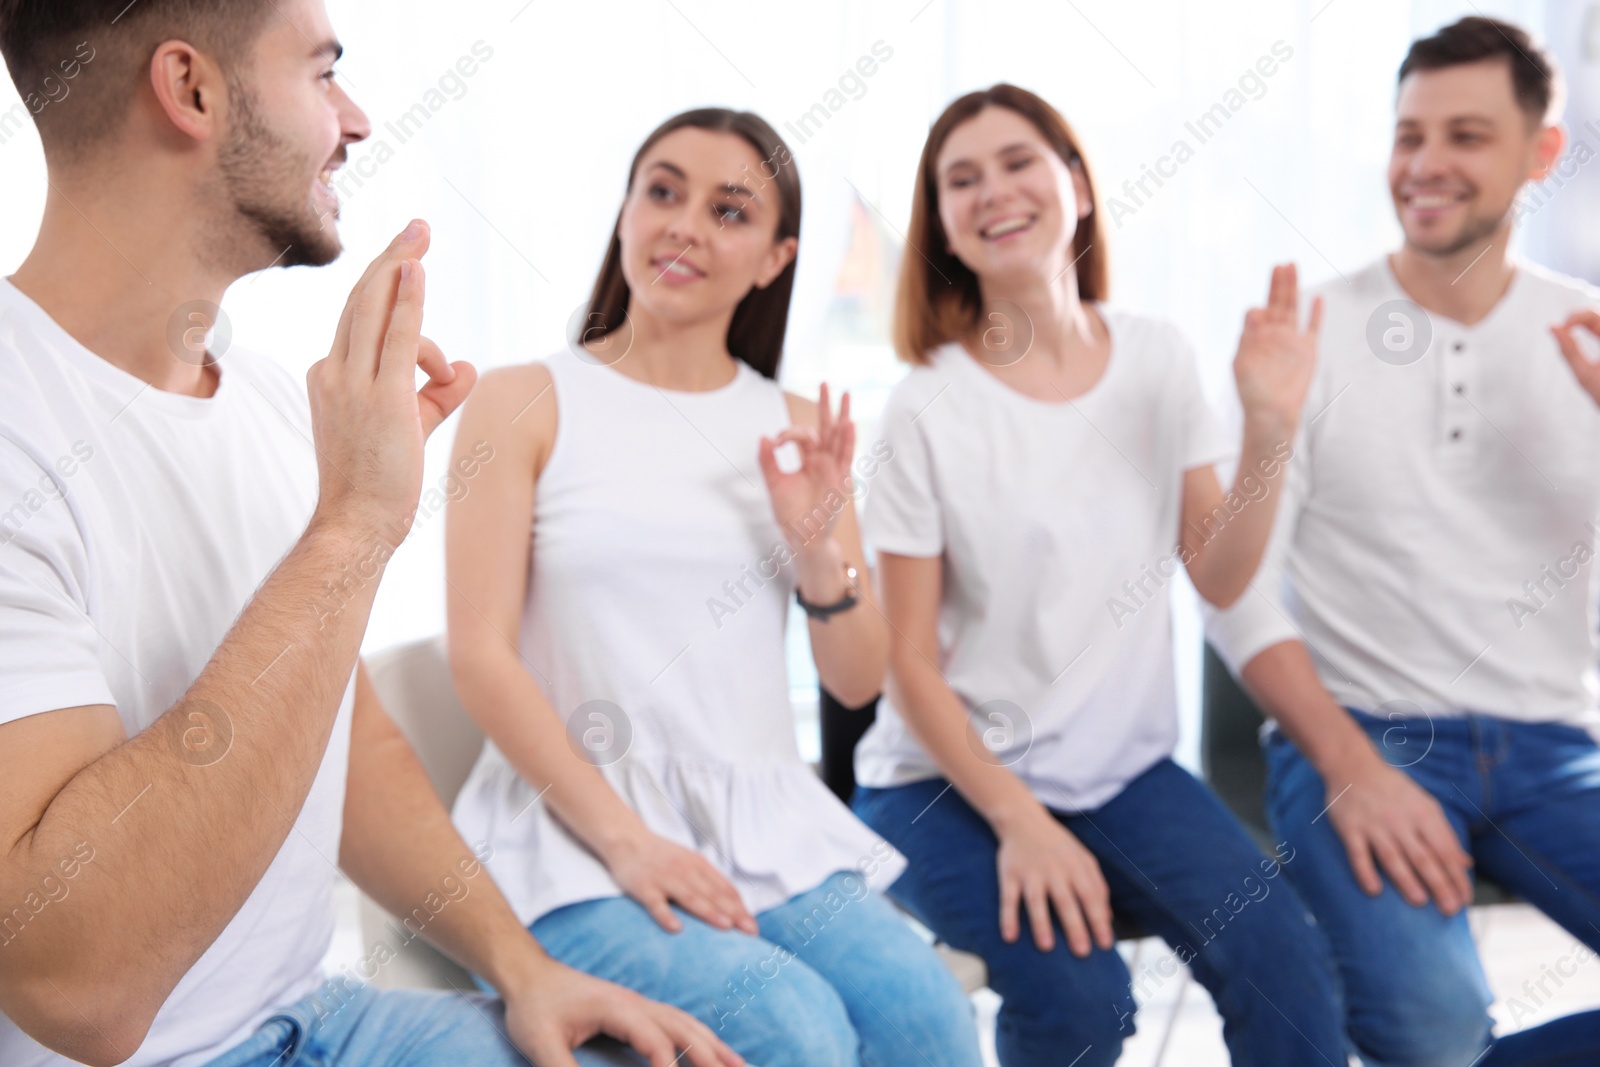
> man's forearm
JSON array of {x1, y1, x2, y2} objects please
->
[
  {"x1": 1238, "y1": 638, "x2": 1379, "y2": 783},
  {"x1": 340, "y1": 667, "x2": 552, "y2": 997},
  {"x1": 6, "y1": 515, "x2": 389, "y2": 1040}
]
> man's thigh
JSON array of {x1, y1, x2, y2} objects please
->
[
  {"x1": 203, "y1": 981, "x2": 648, "y2": 1067},
  {"x1": 333, "y1": 989, "x2": 645, "y2": 1066},
  {"x1": 1479, "y1": 719, "x2": 1600, "y2": 945},
  {"x1": 1265, "y1": 733, "x2": 1495, "y2": 1066}
]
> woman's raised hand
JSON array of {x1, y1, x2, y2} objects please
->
[
  {"x1": 1233, "y1": 263, "x2": 1323, "y2": 440},
  {"x1": 758, "y1": 382, "x2": 856, "y2": 552}
]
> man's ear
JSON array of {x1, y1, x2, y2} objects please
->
[
  {"x1": 148, "y1": 40, "x2": 230, "y2": 144},
  {"x1": 1529, "y1": 122, "x2": 1567, "y2": 183},
  {"x1": 754, "y1": 234, "x2": 799, "y2": 289}
]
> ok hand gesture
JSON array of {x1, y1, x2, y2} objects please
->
[
  {"x1": 1552, "y1": 309, "x2": 1600, "y2": 408},
  {"x1": 758, "y1": 382, "x2": 856, "y2": 552}
]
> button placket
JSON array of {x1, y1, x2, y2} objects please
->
[{"x1": 1439, "y1": 334, "x2": 1476, "y2": 466}]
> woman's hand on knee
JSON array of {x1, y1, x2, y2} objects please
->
[
  {"x1": 996, "y1": 810, "x2": 1115, "y2": 958},
  {"x1": 607, "y1": 832, "x2": 759, "y2": 935}
]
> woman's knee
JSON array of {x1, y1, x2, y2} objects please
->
[
  {"x1": 987, "y1": 947, "x2": 1134, "y2": 1065},
  {"x1": 706, "y1": 952, "x2": 861, "y2": 1067},
  {"x1": 849, "y1": 948, "x2": 983, "y2": 1065}
]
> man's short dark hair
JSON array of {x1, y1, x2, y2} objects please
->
[
  {"x1": 0, "y1": 0, "x2": 270, "y2": 157},
  {"x1": 1399, "y1": 16, "x2": 1559, "y2": 125}
]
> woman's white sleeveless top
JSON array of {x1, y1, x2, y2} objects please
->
[{"x1": 452, "y1": 346, "x2": 904, "y2": 922}]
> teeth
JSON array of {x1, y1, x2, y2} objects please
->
[
  {"x1": 983, "y1": 217, "x2": 1031, "y2": 238},
  {"x1": 661, "y1": 259, "x2": 697, "y2": 276},
  {"x1": 1410, "y1": 195, "x2": 1457, "y2": 208}
]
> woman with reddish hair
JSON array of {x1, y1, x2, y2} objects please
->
[{"x1": 850, "y1": 84, "x2": 1347, "y2": 1067}]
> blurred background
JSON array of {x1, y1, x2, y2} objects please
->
[
  {"x1": 5, "y1": 0, "x2": 1600, "y2": 1059},
  {"x1": 3, "y1": 0, "x2": 1594, "y2": 808}
]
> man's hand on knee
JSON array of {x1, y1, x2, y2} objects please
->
[
  {"x1": 502, "y1": 960, "x2": 744, "y2": 1067},
  {"x1": 1325, "y1": 755, "x2": 1474, "y2": 915}
]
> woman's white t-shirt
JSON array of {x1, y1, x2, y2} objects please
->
[{"x1": 855, "y1": 308, "x2": 1234, "y2": 811}]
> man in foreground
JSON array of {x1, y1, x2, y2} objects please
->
[{"x1": 0, "y1": 2, "x2": 740, "y2": 1065}]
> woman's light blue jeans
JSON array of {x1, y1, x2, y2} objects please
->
[{"x1": 528, "y1": 870, "x2": 985, "y2": 1067}]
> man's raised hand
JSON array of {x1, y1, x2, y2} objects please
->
[{"x1": 307, "y1": 220, "x2": 476, "y2": 539}]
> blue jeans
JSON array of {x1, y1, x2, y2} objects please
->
[
  {"x1": 528, "y1": 870, "x2": 984, "y2": 1067},
  {"x1": 1267, "y1": 709, "x2": 1600, "y2": 1067},
  {"x1": 854, "y1": 758, "x2": 1347, "y2": 1067},
  {"x1": 203, "y1": 974, "x2": 641, "y2": 1066}
]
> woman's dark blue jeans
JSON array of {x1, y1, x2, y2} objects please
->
[{"x1": 853, "y1": 758, "x2": 1347, "y2": 1067}]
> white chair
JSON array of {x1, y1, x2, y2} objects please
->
[
  {"x1": 359, "y1": 635, "x2": 483, "y2": 990},
  {"x1": 360, "y1": 635, "x2": 990, "y2": 996}
]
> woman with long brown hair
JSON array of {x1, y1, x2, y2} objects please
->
[
  {"x1": 849, "y1": 85, "x2": 1347, "y2": 1066},
  {"x1": 443, "y1": 108, "x2": 983, "y2": 1067}
]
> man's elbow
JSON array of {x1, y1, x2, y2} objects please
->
[
  {"x1": 3, "y1": 974, "x2": 156, "y2": 1066},
  {"x1": 1191, "y1": 565, "x2": 1247, "y2": 610},
  {"x1": 1204, "y1": 584, "x2": 1247, "y2": 610}
]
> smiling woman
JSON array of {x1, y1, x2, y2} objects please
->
[
  {"x1": 442, "y1": 105, "x2": 986, "y2": 1067},
  {"x1": 580, "y1": 108, "x2": 803, "y2": 380}
]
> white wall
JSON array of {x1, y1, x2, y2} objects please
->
[{"x1": 1, "y1": 0, "x2": 1584, "y2": 766}]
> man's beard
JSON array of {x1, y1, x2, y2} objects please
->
[
  {"x1": 1403, "y1": 196, "x2": 1508, "y2": 259},
  {"x1": 218, "y1": 85, "x2": 341, "y2": 269}
]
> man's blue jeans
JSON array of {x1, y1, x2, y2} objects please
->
[
  {"x1": 1267, "y1": 708, "x2": 1600, "y2": 1067},
  {"x1": 203, "y1": 976, "x2": 642, "y2": 1066},
  {"x1": 853, "y1": 758, "x2": 1347, "y2": 1067},
  {"x1": 528, "y1": 870, "x2": 984, "y2": 1067}
]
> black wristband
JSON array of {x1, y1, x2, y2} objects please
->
[{"x1": 796, "y1": 563, "x2": 860, "y2": 622}]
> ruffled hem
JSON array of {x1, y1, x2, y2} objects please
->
[{"x1": 452, "y1": 744, "x2": 906, "y2": 924}]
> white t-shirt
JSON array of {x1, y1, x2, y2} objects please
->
[
  {"x1": 0, "y1": 280, "x2": 355, "y2": 1067},
  {"x1": 1207, "y1": 258, "x2": 1600, "y2": 728},
  {"x1": 855, "y1": 309, "x2": 1234, "y2": 811}
]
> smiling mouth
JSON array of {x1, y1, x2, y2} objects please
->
[
  {"x1": 652, "y1": 253, "x2": 705, "y2": 281},
  {"x1": 1403, "y1": 191, "x2": 1467, "y2": 211},
  {"x1": 980, "y1": 215, "x2": 1035, "y2": 240}
]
